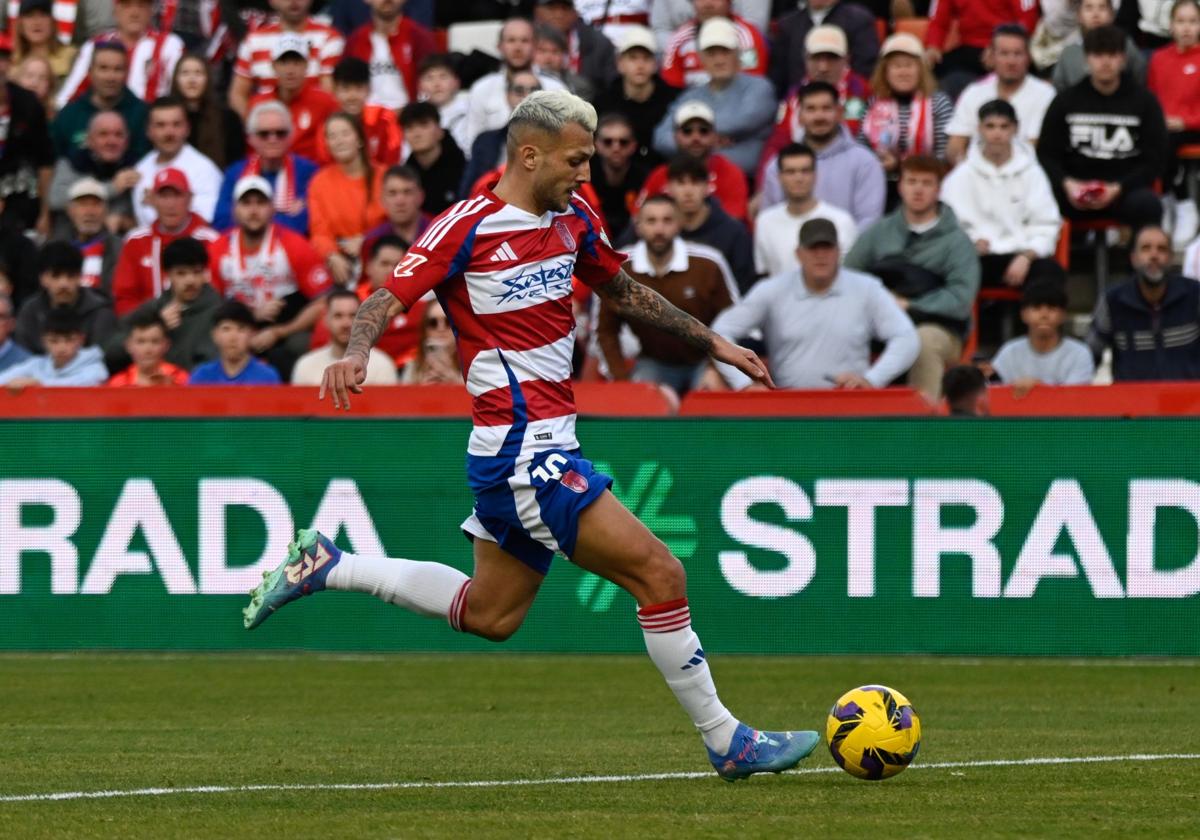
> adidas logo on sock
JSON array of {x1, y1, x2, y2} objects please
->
[
  {"x1": 488, "y1": 241, "x2": 518, "y2": 262},
  {"x1": 681, "y1": 647, "x2": 706, "y2": 670}
]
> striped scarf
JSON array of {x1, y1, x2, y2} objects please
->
[{"x1": 7, "y1": 0, "x2": 76, "y2": 44}]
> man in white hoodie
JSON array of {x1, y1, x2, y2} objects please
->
[{"x1": 942, "y1": 98, "x2": 1063, "y2": 291}]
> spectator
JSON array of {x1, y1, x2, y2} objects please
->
[
  {"x1": 534, "y1": 23, "x2": 595, "y2": 100},
  {"x1": 769, "y1": 0, "x2": 880, "y2": 91},
  {"x1": 400, "y1": 298, "x2": 462, "y2": 384},
  {"x1": 596, "y1": 194, "x2": 736, "y2": 394},
  {"x1": 60, "y1": 177, "x2": 120, "y2": 298},
  {"x1": 759, "y1": 81, "x2": 886, "y2": 230},
  {"x1": 213, "y1": 100, "x2": 319, "y2": 235},
  {"x1": 652, "y1": 17, "x2": 775, "y2": 176},
  {"x1": 1148, "y1": 0, "x2": 1200, "y2": 249},
  {"x1": 247, "y1": 33, "x2": 341, "y2": 165},
  {"x1": 0, "y1": 305, "x2": 108, "y2": 388},
  {"x1": 50, "y1": 43, "x2": 148, "y2": 159},
  {"x1": 0, "y1": 33, "x2": 53, "y2": 233},
  {"x1": 591, "y1": 113, "x2": 651, "y2": 237},
  {"x1": 362, "y1": 165, "x2": 429, "y2": 258},
  {"x1": 991, "y1": 279, "x2": 1095, "y2": 387},
  {"x1": 1030, "y1": 0, "x2": 1080, "y2": 73},
  {"x1": 1038, "y1": 25, "x2": 1168, "y2": 234},
  {"x1": 592, "y1": 26, "x2": 679, "y2": 163},
  {"x1": 709, "y1": 217, "x2": 918, "y2": 389},
  {"x1": 14, "y1": 240, "x2": 115, "y2": 351},
  {"x1": 941, "y1": 99, "x2": 1063, "y2": 291},
  {"x1": 651, "y1": 0, "x2": 768, "y2": 50},
  {"x1": 463, "y1": 18, "x2": 566, "y2": 150},
  {"x1": 106, "y1": 236, "x2": 220, "y2": 372},
  {"x1": 171, "y1": 53, "x2": 245, "y2": 170},
  {"x1": 14, "y1": 54, "x2": 55, "y2": 116},
  {"x1": 579, "y1": 0, "x2": 653, "y2": 45},
  {"x1": 1092, "y1": 225, "x2": 1200, "y2": 380},
  {"x1": 343, "y1": 0, "x2": 436, "y2": 111},
  {"x1": 131, "y1": 96, "x2": 222, "y2": 227},
  {"x1": 942, "y1": 364, "x2": 990, "y2": 416},
  {"x1": 292, "y1": 287, "x2": 397, "y2": 385},
  {"x1": 401, "y1": 100, "x2": 465, "y2": 216},
  {"x1": 638, "y1": 102, "x2": 747, "y2": 221},
  {"x1": 417, "y1": 54, "x2": 470, "y2": 156},
  {"x1": 187, "y1": 299, "x2": 283, "y2": 385},
  {"x1": 1115, "y1": 0, "x2": 1175, "y2": 51},
  {"x1": 49, "y1": 111, "x2": 137, "y2": 233},
  {"x1": 0, "y1": 292, "x2": 30, "y2": 373},
  {"x1": 660, "y1": 0, "x2": 768, "y2": 88},
  {"x1": 859, "y1": 34, "x2": 953, "y2": 198},
  {"x1": 755, "y1": 143, "x2": 857, "y2": 277},
  {"x1": 946, "y1": 25, "x2": 1057, "y2": 166},
  {"x1": 845, "y1": 156, "x2": 980, "y2": 399},
  {"x1": 11, "y1": 0, "x2": 77, "y2": 92},
  {"x1": 662, "y1": 154, "x2": 753, "y2": 294},
  {"x1": 112, "y1": 168, "x2": 218, "y2": 317},
  {"x1": 534, "y1": 0, "x2": 617, "y2": 92},
  {"x1": 209, "y1": 175, "x2": 332, "y2": 377},
  {"x1": 56, "y1": 0, "x2": 183, "y2": 108},
  {"x1": 1052, "y1": 0, "x2": 1146, "y2": 91},
  {"x1": 105, "y1": 309, "x2": 189, "y2": 385},
  {"x1": 229, "y1": 0, "x2": 344, "y2": 117},
  {"x1": 328, "y1": 57, "x2": 402, "y2": 167},
  {"x1": 925, "y1": 0, "x2": 1040, "y2": 100},
  {"x1": 462, "y1": 69, "x2": 541, "y2": 197}
]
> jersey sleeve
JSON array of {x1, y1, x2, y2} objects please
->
[
  {"x1": 234, "y1": 32, "x2": 254, "y2": 79},
  {"x1": 570, "y1": 194, "x2": 627, "y2": 289},
  {"x1": 384, "y1": 199, "x2": 487, "y2": 308}
]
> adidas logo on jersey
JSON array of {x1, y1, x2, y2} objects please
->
[{"x1": 488, "y1": 241, "x2": 518, "y2": 262}]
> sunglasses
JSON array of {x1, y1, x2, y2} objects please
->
[
  {"x1": 508, "y1": 84, "x2": 541, "y2": 95},
  {"x1": 254, "y1": 129, "x2": 288, "y2": 140},
  {"x1": 679, "y1": 124, "x2": 713, "y2": 136},
  {"x1": 598, "y1": 136, "x2": 635, "y2": 148},
  {"x1": 425, "y1": 316, "x2": 449, "y2": 328}
]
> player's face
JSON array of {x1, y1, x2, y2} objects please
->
[
  {"x1": 617, "y1": 48, "x2": 656, "y2": 86},
  {"x1": 778, "y1": 153, "x2": 815, "y2": 203},
  {"x1": 885, "y1": 54, "x2": 921, "y2": 95},
  {"x1": 991, "y1": 35, "x2": 1030, "y2": 84},
  {"x1": 67, "y1": 195, "x2": 105, "y2": 236},
  {"x1": 533, "y1": 122, "x2": 594, "y2": 213},
  {"x1": 898, "y1": 170, "x2": 941, "y2": 216},
  {"x1": 166, "y1": 265, "x2": 208, "y2": 302},
  {"x1": 126, "y1": 325, "x2": 168, "y2": 368},
  {"x1": 418, "y1": 67, "x2": 459, "y2": 106},
  {"x1": 148, "y1": 106, "x2": 189, "y2": 155},
  {"x1": 327, "y1": 297, "x2": 359, "y2": 345},
  {"x1": 382, "y1": 177, "x2": 423, "y2": 224},
  {"x1": 636, "y1": 202, "x2": 680, "y2": 254},
  {"x1": 235, "y1": 193, "x2": 274, "y2": 234}
]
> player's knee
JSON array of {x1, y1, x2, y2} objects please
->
[
  {"x1": 465, "y1": 611, "x2": 523, "y2": 643},
  {"x1": 642, "y1": 544, "x2": 686, "y2": 601}
]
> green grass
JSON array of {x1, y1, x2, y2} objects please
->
[{"x1": 0, "y1": 654, "x2": 1197, "y2": 839}]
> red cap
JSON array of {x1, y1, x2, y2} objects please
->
[
  {"x1": 0, "y1": 33, "x2": 13, "y2": 54},
  {"x1": 152, "y1": 167, "x2": 191, "y2": 194}
]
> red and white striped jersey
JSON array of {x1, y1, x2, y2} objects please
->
[
  {"x1": 234, "y1": 18, "x2": 344, "y2": 95},
  {"x1": 56, "y1": 29, "x2": 185, "y2": 108},
  {"x1": 384, "y1": 187, "x2": 625, "y2": 463},
  {"x1": 209, "y1": 223, "x2": 332, "y2": 308}
]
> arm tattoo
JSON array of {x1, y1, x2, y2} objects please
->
[
  {"x1": 345, "y1": 288, "x2": 397, "y2": 361},
  {"x1": 596, "y1": 269, "x2": 715, "y2": 353}
]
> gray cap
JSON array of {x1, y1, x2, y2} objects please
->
[
  {"x1": 799, "y1": 217, "x2": 838, "y2": 247},
  {"x1": 68, "y1": 177, "x2": 107, "y2": 201}
]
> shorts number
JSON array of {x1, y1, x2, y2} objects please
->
[{"x1": 531, "y1": 453, "x2": 569, "y2": 484}]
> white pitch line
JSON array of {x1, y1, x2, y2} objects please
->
[{"x1": 2, "y1": 753, "x2": 1199, "y2": 804}]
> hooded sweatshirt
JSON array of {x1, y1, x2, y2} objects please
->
[
  {"x1": 941, "y1": 141, "x2": 1062, "y2": 258},
  {"x1": 0, "y1": 345, "x2": 108, "y2": 386},
  {"x1": 13, "y1": 287, "x2": 116, "y2": 353},
  {"x1": 759, "y1": 125, "x2": 886, "y2": 228}
]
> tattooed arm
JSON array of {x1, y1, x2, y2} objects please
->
[
  {"x1": 319, "y1": 288, "x2": 406, "y2": 410},
  {"x1": 595, "y1": 269, "x2": 774, "y2": 387}
]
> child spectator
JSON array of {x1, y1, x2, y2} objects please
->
[
  {"x1": 188, "y1": 299, "x2": 282, "y2": 386},
  {"x1": 0, "y1": 305, "x2": 108, "y2": 388},
  {"x1": 1148, "y1": 0, "x2": 1200, "y2": 249},
  {"x1": 13, "y1": 240, "x2": 114, "y2": 351},
  {"x1": 13, "y1": 54, "x2": 55, "y2": 116},
  {"x1": 328, "y1": 57, "x2": 402, "y2": 167},
  {"x1": 106, "y1": 309, "x2": 189, "y2": 386},
  {"x1": 991, "y1": 279, "x2": 1095, "y2": 387},
  {"x1": 11, "y1": 0, "x2": 77, "y2": 92},
  {"x1": 291, "y1": 287, "x2": 397, "y2": 386},
  {"x1": 1052, "y1": 0, "x2": 1146, "y2": 91},
  {"x1": 942, "y1": 364, "x2": 990, "y2": 416}
]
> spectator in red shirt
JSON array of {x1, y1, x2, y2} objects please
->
[
  {"x1": 327, "y1": 56, "x2": 403, "y2": 167},
  {"x1": 925, "y1": 0, "x2": 1041, "y2": 99},
  {"x1": 106, "y1": 309, "x2": 189, "y2": 386},
  {"x1": 246, "y1": 33, "x2": 340, "y2": 165},
  {"x1": 1149, "y1": 0, "x2": 1200, "y2": 249},
  {"x1": 344, "y1": 0, "x2": 437, "y2": 111},
  {"x1": 660, "y1": 0, "x2": 768, "y2": 88}
]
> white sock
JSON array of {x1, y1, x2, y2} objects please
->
[
  {"x1": 326, "y1": 552, "x2": 472, "y2": 630},
  {"x1": 638, "y1": 598, "x2": 738, "y2": 754}
]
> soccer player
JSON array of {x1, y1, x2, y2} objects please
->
[{"x1": 243, "y1": 90, "x2": 819, "y2": 781}]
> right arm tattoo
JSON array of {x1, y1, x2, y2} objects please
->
[
  {"x1": 345, "y1": 288, "x2": 399, "y2": 361},
  {"x1": 595, "y1": 269, "x2": 715, "y2": 354}
]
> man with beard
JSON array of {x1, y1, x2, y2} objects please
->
[
  {"x1": 50, "y1": 43, "x2": 148, "y2": 159},
  {"x1": 1091, "y1": 226, "x2": 1200, "y2": 380},
  {"x1": 637, "y1": 101, "x2": 746, "y2": 221},
  {"x1": 131, "y1": 97, "x2": 222, "y2": 227}
]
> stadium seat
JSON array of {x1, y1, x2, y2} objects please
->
[
  {"x1": 875, "y1": 18, "x2": 887, "y2": 43},
  {"x1": 893, "y1": 17, "x2": 960, "y2": 50},
  {"x1": 448, "y1": 20, "x2": 504, "y2": 59}
]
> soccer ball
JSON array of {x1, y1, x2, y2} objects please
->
[{"x1": 826, "y1": 685, "x2": 921, "y2": 780}]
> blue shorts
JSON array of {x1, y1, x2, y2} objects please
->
[{"x1": 461, "y1": 448, "x2": 613, "y2": 575}]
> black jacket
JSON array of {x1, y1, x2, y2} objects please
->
[
  {"x1": 1088, "y1": 274, "x2": 1200, "y2": 381},
  {"x1": 684, "y1": 198, "x2": 756, "y2": 296},
  {"x1": 104, "y1": 284, "x2": 221, "y2": 372},
  {"x1": 14, "y1": 287, "x2": 116, "y2": 352},
  {"x1": 593, "y1": 76, "x2": 680, "y2": 163},
  {"x1": 770, "y1": 1, "x2": 880, "y2": 95},
  {"x1": 0, "y1": 82, "x2": 55, "y2": 230},
  {"x1": 409, "y1": 133, "x2": 467, "y2": 214}
]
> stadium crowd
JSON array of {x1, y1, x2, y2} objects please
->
[{"x1": 1, "y1": 0, "x2": 1200, "y2": 400}]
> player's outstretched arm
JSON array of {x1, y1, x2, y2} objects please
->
[
  {"x1": 596, "y1": 269, "x2": 775, "y2": 388},
  {"x1": 319, "y1": 288, "x2": 406, "y2": 410}
]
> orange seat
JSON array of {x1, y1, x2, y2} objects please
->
[
  {"x1": 875, "y1": 18, "x2": 888, "y2": 43},
  {"x1": 1178, "y1": 144, "x2": 1200, "y2": 160},
  {"x1": 893, "y1": 17, "x2": 959, "y2": 50}
]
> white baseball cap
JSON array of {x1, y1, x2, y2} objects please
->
[
  {"x1": 234, "y1": 175, "x2": 274, "y2": 202},
  {"x1": 271, "y1": 32, "x2": 309, "y2": 61},
  {"x1": 618, "y1": 24, "x2": 657, "y2": 56},
  {"x1": 674, "y1": 101, "x2": 716, "y2": 128},
  {"x1": 67, "y1": 177, "x2": 106, "y2": 201},
  {"x1": 805, "y1": 25, "x2": 848, "y2": 57},
  {"x1": 697, "y1": 17, "x2": 739, "y2": 52}
]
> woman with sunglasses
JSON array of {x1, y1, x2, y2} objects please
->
[
  {"x1": 399, "y1": 299, "x2": 462, "y2": 385},
  {"x1": 171, "y1": 53, "x2": 245, "y2": 169}
]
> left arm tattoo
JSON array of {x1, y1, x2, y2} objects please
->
[{"x1": 595, "y1": 269, "x2": 715, "y2": 354}]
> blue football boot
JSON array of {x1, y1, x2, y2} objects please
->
[
  {"x1": 707, "y1": 722, "x2": 821, "y2": 782},
  {"x1": 243, "y1": 528, "x2": 342, "y2": 630}
]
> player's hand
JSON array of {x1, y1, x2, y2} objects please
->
[
  {"x1": 709, "y1": 334, "x2": 774, "y2": 389},
  {"x1": 319, "y1": 353, "x2": 367, "y2": 410}
]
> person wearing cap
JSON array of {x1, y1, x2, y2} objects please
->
[
  {"x1": 50, "y1": 42, "x2": 148, "y2": 160},
  {"x1": 112, "y1": 167, "x2": 219, "y2": 317},
  {"x1": 769, "y1": 0, "x2": 879, "y2": 94},
  {"x1": 534, "y1": 0, "x2": 618, "y2": 92},
  {"x1": 534, "y1": 22, "x2": 596, "y2": 100},
  {"x1": 0, "y1": 26, "x2": 54, "y2": 234},
  {"x1": 343, "y1": 0, "x2": 437, "y2": 112},
  {"x1": 924, "y1": 0, "x2": 1040, "y2": 101},
  {"x1": 660, "y1": 0, "x2": 768, "y2": 88},
  {"x1": 13, "y1": 240, "x2": 116, "y2": 353},
  {"x1": 661, "y1": 153, "x2": 755, "y2": 293},
  {"x1": 945, "y1": 24, "x2": 1057, "y2": 166},
  {"x1": 60, "y1": 176, "x2": 120, "y2": 297},
  {"x1": 49, "y1": 110, "x2": 138, "y2": 232},
  {"x1": 229, "y1": 0, "x2": 344, "y2": 118},
  {"x1": 131, "y1": 96, "x2": 223, "y2": 228},
  {"x1": 246, "y1": 33, "x2": 341, "y2": 165},
  {"x1": 592, "y1": 25, "x2": 679, "y2": 162},
  {"x1": 706, "y1": 215, "x2": 918, "y2": 390},
  {"x1": 652, "y1": 17, "x2": 775, "y2": 176},
  {"x1": 55, "y1": 0, "x2": 183, "y2": 108},
  {"x1": 638, "y1": 101, "x2": 748, "y2": 221},
  {"x1": 10, "y1": 0, "x2": 77, "y2": 90}
]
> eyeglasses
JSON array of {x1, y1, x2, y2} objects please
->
[
  {"x1": 254, "y1": 129, "x2": 289, "y2": 140},
  {"x1": 425, "y1": 316, "x2": 449, "y2": 328},
  {"x1": 598, "y1": 136, "x2": 635, "y2": 148},
  {"x1": 679, "y1": 124, "x2": 713, "y2": 136},
  {"x1": 508, "y1": 84, "x2": 541, "y2": 96}
]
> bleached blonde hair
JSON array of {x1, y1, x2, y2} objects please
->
[{"x1": 507, "y1": 89, "x2": 598, "y2": 154}]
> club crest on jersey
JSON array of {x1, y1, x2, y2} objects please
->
[
  {"x1": 494, "y1": 258, "x2": 575, "y2": 306},
  {"x1": 553, "y1": 219, "x2": 576, "y2": 250},
  {"x1": 561, "y1": 469, "x2": 589, "y2": 494}
]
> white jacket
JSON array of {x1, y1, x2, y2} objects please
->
[{"x1": 941, "y1": 141, "x2": 1061, "y2": 259}]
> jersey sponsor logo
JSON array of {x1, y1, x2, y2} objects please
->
[
  {"x1": 493, "y1": 257, "x2": 575, "y2": 307},
  {"x1": 393, "y1": 252, "x2": 429, "y2": 278},
  {"x1": 553, "y1": 219, "x2": 576, "y2": 250}
]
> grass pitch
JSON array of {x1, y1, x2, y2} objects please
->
[{"x1": 1, "y1": 653, "x2": 1197, "y2": 839}]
